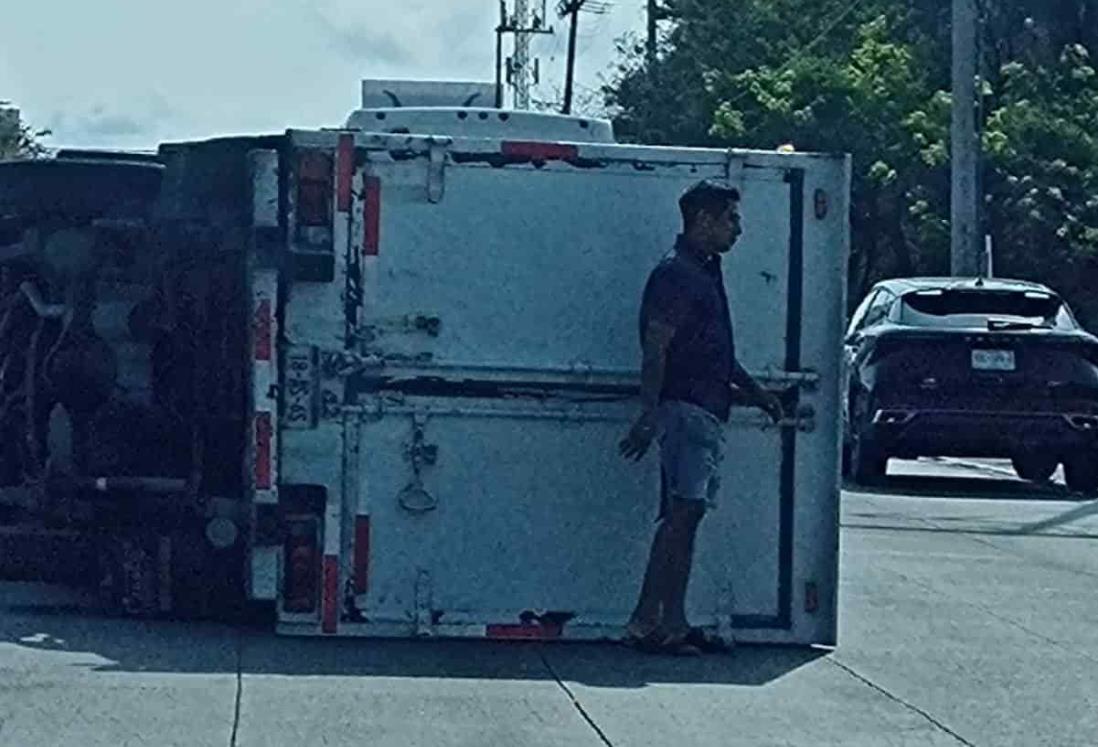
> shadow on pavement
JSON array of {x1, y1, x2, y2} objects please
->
[
  {"x1": 537, "y1": 640, "x2": 826, "y2": 688},
  {"x1": 238, "y1": 634, "x2": 826, "y2": 688},
  {"x1": 0, "y1": 592, "x2": 825, "y2": 688}
]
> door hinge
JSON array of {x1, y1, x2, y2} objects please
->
[
  {"x1": 427, "y1": 142, "x2": 447, "y2": 204},
  {"x1": 399, "y1": 413, "x2": 438, "y2": 513},
  {"x1": 757, "y1": 367, "x2": 820, "y2": 390},
  {"x1": 320, "y1": 350, "x2": 434, "y2": 379},
  {"x1": 356, "y1": 314, "x2": 442, "y2": 343}
]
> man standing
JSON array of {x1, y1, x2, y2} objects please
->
[{"x1": 619, "y1": 180, "x2": 783, "y2": 655}]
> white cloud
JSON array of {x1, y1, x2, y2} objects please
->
[{"x1": 0, "y1": 0, "x2": 643, "y2": 149}]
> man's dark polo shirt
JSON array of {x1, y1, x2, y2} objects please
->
[{"x1": 639, "y1": 235, "x2": 737, "y2": 422}]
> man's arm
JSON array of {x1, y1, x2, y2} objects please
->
[
  {"x1": 619, "y1": 320, "x2": 676, "y2": 461},
  {"x1": 639, "y1": 320, "x2": 677, "y2": 414}
]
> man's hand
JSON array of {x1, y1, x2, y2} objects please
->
[
  {"x1": 619, "y1": 410, "x2": 660, "y2": 462},
  {"x1": 731, "y1": 362, "x2": 783, "y2": 426},
  {"x1": 757, "y1": 391, "x2": 784, "y2": 424}
]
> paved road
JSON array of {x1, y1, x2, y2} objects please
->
[{"x1": 1, "y1": 459, "x2": 1096, "y2": 747}]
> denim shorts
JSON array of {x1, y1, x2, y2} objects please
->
[{"x1": 657, "y1": 400, "x2": 727, "y2": 517}]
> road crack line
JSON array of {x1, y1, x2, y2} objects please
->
[
  {"x1": 538, "y1": 649, "x2": 615, "y2": 747},
  {"x1": 956, "y1": 530, "x2": 1098, "y2": 582},
  {"x1": 872, "y1": 500, "x2": 1098, "y2": 583},
  {"x1": 229, "y1": 629, "x2": 244, "y2": 747},
  {"x1": 828, "y1": 658, "x2": 977, "y2": 746},
  {"x1": 877, "y1": 540, "x2": 1098, "y2": 667}
]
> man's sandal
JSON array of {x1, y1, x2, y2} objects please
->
[
  {"x1": 626, "y1": 632, "x2": 702, "y2": 657},
  {"x1": 622, "y1": 628, "x2": 663, "y2": 650},
  {"x1": 684, "y1": 627, "x2": 734, "y2": 654}
]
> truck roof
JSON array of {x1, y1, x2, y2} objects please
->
[{"x1": 348, "y1": 79, "x2": 616, "y2": 143}]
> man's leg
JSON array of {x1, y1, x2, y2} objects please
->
[
  {"x1": 626, "y1": 520, "x2": 671, "y2": 637},
  {"x1": 659, "y1": 499, "x2": 705, "y2": 638},
  {"x1": 628, "y1": 469, "x2": 673, "y2": 636},
  {"x1": 628, "y1": 401, "x2": 717, "y2": 643}
]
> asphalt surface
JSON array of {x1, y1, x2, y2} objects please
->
[{"x1": 1, "y1": 458, "x2": 1096, "y2": 747}]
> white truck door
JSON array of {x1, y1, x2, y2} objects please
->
[{"x1": 275, "y1": 132, "x2": 847, "y2": 645}]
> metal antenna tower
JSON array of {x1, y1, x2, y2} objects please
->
[{"x1": 495, "y1": 0, "x2": 554, "y2": 109}]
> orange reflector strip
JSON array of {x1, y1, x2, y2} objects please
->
[
  {"x1": 322, "y1": 555, "x2": 339, "y2": 634},
  {"x1": 501, "y1": 141, "x2": 579, "y2": 162},
  {"x1": 336, "y1": 134, "x2": 354, "y2": 213},
  {"x1": 253, "y1": 299, "x2": 272, "y2": 362},
  {"x1": 254, "y1": 412, "x2": 273, "y2": 490},
  {"x1": 363, "y1": 176, "x2": 381, "y2": 256},
  {"x1": 353, "y1": 517, "x2": 371, "y2": 595}
]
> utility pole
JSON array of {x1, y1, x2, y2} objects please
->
[
  {"x1": 951, "y1": 0, "x2": 981, "y2": 276},
  {"x1": 495, "y1": 0, "x2": 553, "y2": 109},
  {"x1": 647, "y1": 0, "x2": 658, "y2": 64},
  {"x1": 514, "y1": 0, "x2": 534, "y2": 109},
  {"x1": 646, "y1": 0, "x2": 669, "y2": 64},
  {"x1": 558, "y1": 0, "x2": 608, "y2": 114},
  {"x1": 559, "y1": 0, "x2": 586, "y2": 114},
  {"x1": 496, "y1": 1, "x2": 507, "y2": 108}
]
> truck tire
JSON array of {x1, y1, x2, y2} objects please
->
[
  {"x1": 97, "y1": 535, "x2": 160, "y2": 617},
  {"x1": 0, "y1": 159, "x2": 163, "y2": 221},
  {"x1": 1063, "y1": 453, "x2": 1098, "y2": 495},
  {"x1": 1011, "y1": 454, "x2": 1058, "y2": 483}
]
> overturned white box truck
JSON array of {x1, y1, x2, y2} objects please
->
[{"x1": 0, "y1": 81, "x2": 850, "y2": 644}]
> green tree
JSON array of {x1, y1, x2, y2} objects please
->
[
  {"x1": 607, "y1": 1, "x2": 953, "y2": 304},
  {"x1": 706, "y1": 15, "x2": 948, "y2": 297},
  {"x1": 0, "y1": 105, "x2": 50, "y2": 160},
  {"x1": 605, "y1": 0, "x2": 1098, "y2": 327},
  {"x1": 982, "y1": 44, "x2": 1098, "y2": 323}
]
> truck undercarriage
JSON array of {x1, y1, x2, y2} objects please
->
[{"x1": 0, "y1": 156, "x2": 251, "y2": 618}]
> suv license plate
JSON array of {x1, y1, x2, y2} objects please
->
[{"x1": 971, "y1": 349, "x2": 1015, "y2": 371}]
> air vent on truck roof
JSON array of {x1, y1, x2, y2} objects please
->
[{"x1": 345, "y1": 107, "x2": 615, "y2": 144}]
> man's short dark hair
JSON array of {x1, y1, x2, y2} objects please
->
[{"x1": 679, "y1": 180, "x2": 741, "y2": 229}]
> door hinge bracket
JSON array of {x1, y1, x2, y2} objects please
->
[{"x1": 427, "y1": 142, "x2": 448, "y2": 204}]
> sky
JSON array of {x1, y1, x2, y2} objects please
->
[{"x1": 1, "y1": 1, "x2": 646, "y2": 150}]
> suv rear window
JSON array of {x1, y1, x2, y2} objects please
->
[{"x1": 900, "y1": 289, "x2": 1076, "y2": 329}]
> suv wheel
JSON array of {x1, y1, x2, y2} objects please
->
[
  {"x1": 1011, "y1": 454, "x2": 1058, "y2": 483},
  {"x1": 850, "y1": 397, "x2": 887, "y2": 485},
  {"x1": 1063, "y1": 453, "x2": 1098, "y2": 495}
]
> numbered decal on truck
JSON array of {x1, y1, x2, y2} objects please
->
[{"x1": 283, "y1": 346, "x2": 319, "y2": 429}]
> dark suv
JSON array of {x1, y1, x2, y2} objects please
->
[{"x1": 843, "y1": 277, "x2": 1098, "y2": 493}]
